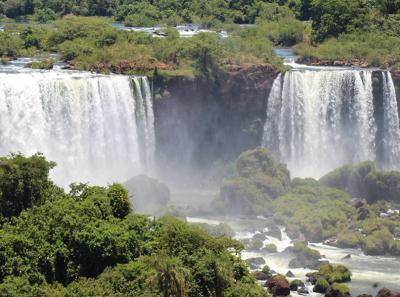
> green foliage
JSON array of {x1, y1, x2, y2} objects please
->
[
  {"x1": 336, "y1": 231, "x2": 361, "y2": 248},
  {"x1": 317, "y1": 264, "x2": 352, "y2": 284},
  {"x1": 263, "y1": 243, "x2": 278, "y2": 253},
  {"x1": 107, "y1": 183, "x2": 131, "y2": 219},
  {"x1": 292, "y1": 243, "x2": 321, "y2": 259},
  {"x1": 0, "y1": 153, "x2": 261, "y2": 296},
  {"x1": 273, "y1": 184, "x2": 353, "y2": 241},
  {"x1": 310, "y1": 0, "x2": 370, "y2": 42},
  {"x1": 262, "y1": 265, "x2": 271, "y2": 275},
  {"x1": 313, "y1": 278, "x2": 329, "y2": 293},
  {"x1": 193, "y1": 222, "x2": 235, "y2": 237},
  {"x1": 363, "y1": 229, "x2": 396, "y2": 255},
  {"x1": 31, "y1": 59, "x2": 54, "y2": 69},
  {"x1": 215, "y1": 147, "x2": 291, "y2": 216},
  {"x1": 0, "y1": 153, "x2": 57, "y2": 217},
  {"x1": 319, "y1": 161, "x2": 400, "y2": 204},
  {"x1": 330, "y1": 283, "x2": 350, "y2": 294}
]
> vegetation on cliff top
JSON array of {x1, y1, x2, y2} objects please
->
[
  {"x1": 214, "y1": 147, "x2": 400, "y2": 256},
  {"x1": 0, "y1": 15, "x2": 289, "y2": 77},
  {"x1": 0, "y1": 153, "x2": 268, "y2": 297},
  {"x1": 294, "y1": 0, "x2": 400, "y2": 68}
]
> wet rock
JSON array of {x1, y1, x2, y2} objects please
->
[
  {"x1": 324, "y1": 237, "x2": 338, "y2": 246},
  {"x1": 290, "y1": 279, "x2": 305, "y2": 291},
  {"x1": 252, "y1": 271, "x2": 270, "y2": 281},
  {"x1": 263, "y1": 243, "x2": 278, "y2": 253},
  {"x1": 286, "y1": 270, "x2": 295, "y2": 277},
  {"x1": 245, "y1": 257, "x2": 265, "y2": 269},
  {"x1": 376, "y1": 288, "x2": 400, "y2": 297},
  {"x1": 297, "y1": 287, "x2": 309, "y2": 295},
  {"x1": 358, "y1": 294, "x2": 373, "y2": 297},
  {"x1": 288, "y1": 257, "x2": 326, "y2": 270},
  {"x1": 253, "y1": 232, "x2": 267, "y2": 241},
  {"x1": 343, "y1": 254, "x2": 351, "y2": 259},
  {"x1": 265, "y1": 225, "x2": 282, "y2": 240},
  {"x1": 325, "y1": 285, "x2": 351, "y2": 297},
  {"x1": 265, "y1": 275, "x2": 290, "y2": 296},
  {"x1": 306, "y1": 272, "x2": 318, "y2": 284}
]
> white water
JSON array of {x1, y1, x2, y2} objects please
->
[
  {"x1": 187, "y1": 216, "x2": 400, "y2": 295},
  {"x1": 263, "y1": 68, "x2": 400, "y2": 178},
  {"x1": 0, "y1": 70, "x2": 155, "y2": 186}
]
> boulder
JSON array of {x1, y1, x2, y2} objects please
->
[
  {"x1": 325, "y1": 284, "x2": 351, "y2": 297},
  {"x1": 290, "y1": 279, "x2": 305, "y2": 291},
  {"x1": 124, "y1": 175, "x2": 170, "y2": 213},
  {"x1": 342, "y1": 254, "x2": 351, "y2": 259},
  {"x1": 263, "y1": 243, "x2": 278, "y2": 253},
  {"x1": 297, "y1": 287, "x2": 309, "y2": 295},
  {"x1": 265, "y1": 225, "x2": 282, "y2": 240},
  {"x1": 252, "y1": 271, "x2": 270, "y2": 281},
  {"x1": 376, "y1": 288, "x2": 400, "y2": 297},
  {"x1": 265, "y1": 275, "x2": 290, "y2": 296},
  {"x1": 286, "y1": 270, "x2": 295, "y2": 277},
  {"x1": 245, "y1": 257, "x2": 265, "y2": 270}
]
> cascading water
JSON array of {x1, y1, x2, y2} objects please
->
[
  {"x1": 0, "y1": 70, "x2": 155, "y2": 186},
  {"x1": 262, "y1": 68, "x2": 400, "y2": 178}
]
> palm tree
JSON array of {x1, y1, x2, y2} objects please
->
[{"x1": 147, "y1": 254, "x2": 190, "y2": 297}]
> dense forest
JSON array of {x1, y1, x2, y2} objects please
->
[
  {"x1": 0, "y1": 154, "x2": 269, "y2": 297},
  {"x1": 0, "y1": 0, "x2": 400, "y2": 74}
]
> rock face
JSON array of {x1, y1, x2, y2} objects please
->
[{"x1": 153, "y1": 65, "x2": 278, "y2": 175}]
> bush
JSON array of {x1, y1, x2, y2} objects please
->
[
  {"x1": 363, "y1": 229, "x2": 396, "y2": 255},
  {"x1": 0, "y1": 153, "x2": 57, "y2": 217},
  {"x1": 263, "y1": 243, "x2": 278, "y2": 253},
  {"x1": 31, "y1": 59, "x2": 54, "y2": 69},
  {"x1": 313, "y1": 278, "x2": 329, "y2": 293}
]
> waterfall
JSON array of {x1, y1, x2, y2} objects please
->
[
  {"x1": 0, "y1": 71, "x2": 155, "y2": 186},
  {"x1": 262, "y1": 69, "x2": 400, "y2": 178}
]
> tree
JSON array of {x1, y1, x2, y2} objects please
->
[
  {"x1": 147, "y1": 255, "x2": 190, "y2": 297},
  {"x1": 310, "y1": 0, "x2": 370, "y2": 42},
  {"x1": 0, "y1": 153, "x2": 56, "y2": 217},
  {"x1": 376, "y1": 0, "x2": 400, "y2": 15},
  {"x1": 107, "y1": 183, "x2": 131, "y2": 219}
]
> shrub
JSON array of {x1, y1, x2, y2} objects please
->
[{"x1": 313, "y1": 278, "x2": 329, "y2": 293}]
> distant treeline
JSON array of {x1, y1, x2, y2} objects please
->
[{"x1": 0, "y1": 0, "x2": 311, "y2": 24}]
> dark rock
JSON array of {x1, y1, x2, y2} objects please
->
[
  {"x1": 288, "y1": 257, "x2": 325, "y2": 270},
  {"x1": 343, "y1": 254, "x2": 351, "y2": 259},
  {"x1": 297, "y1": 287, "x2": 309, "y2": 295},
  {"x1": 265, "y1": 275, "x2": 290, "y2": 296},
  {"x1": 306, "y1": 272, "x2": 318, "y2": 284},
  {"x1": 245, "y1": 257, "x2": 266, "y2": 269},
  {"x1": 358, "y1": 295, "x2": 373, "y2": 297},
  {"x1": 286, "y1": 270, "x2": 295, "y2": 278},
  {"x1": 253, "y1": 232, "x2": 267, "y2": 241},
  {"x1": 154, "y1": 64, "x2": 278, "y2": 177},
  {"x1": 376, "y1": 288, "x2": 400, "y2": 297},
  {"x1": 324, "y1": 237, "x2": 338, "y2": 246},
  {"x1": 124, "y1": 175, "x2": 170, "y2": 213},
  {"x1": 252, "y1": 271, "x2": 269, "y2": 281},
  {"x1": 265, "y1": 225, "x2": 282, "y2": 240},
  {"x1": 290, "y1": 279, "x2": 305, "y2": 291},
  {"x1": 325, "y1": 285, "x2": 351, "y2": 297}
]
